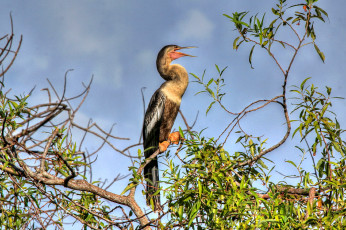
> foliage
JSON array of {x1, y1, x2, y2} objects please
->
[
  {"x1": 158, "y1": 0, "x2": 345, "y2": 229},
  {"x1": 0, "y1": 0, "x2": 345, "y2": 229},
  {"x1": 162, "y1": 82, "x2": 345, "y2": 229},
  {"x1": 0, "y1": 73, "x2": 117, "y2": 229},
  {"x1": 0, "y1": 29, "x2": 136, "y2": 229},
  {"x1": 224, "y1": 0, "x2": 327, "y2": 67}
]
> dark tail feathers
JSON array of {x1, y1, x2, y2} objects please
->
[{"x1": 144, "y1": 155, "x2": 161, "y2": 211}]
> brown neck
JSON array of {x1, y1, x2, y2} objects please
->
[
  {"x1": 157, "y1": 59, "x2": 189, "y2": 93},
  {"x1": 157, "y1": 58, "x2": 189, "y2": 103}
]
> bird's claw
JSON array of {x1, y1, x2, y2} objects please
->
[
  {"x1": 169, "y1": 131, "x2": 180, "y2": 145},
  {"x1": 159, "y1": 141, "x2": 170, "y2": 152},
  {"x1": 159, "y1": 132, "x2": 181, "y2": 152}
]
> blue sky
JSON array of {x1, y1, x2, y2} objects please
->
[{"x1": 1, "y1": 0, "x2": 345, "y2": 223}]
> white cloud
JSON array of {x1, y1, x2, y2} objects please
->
[
  {"x1": 14, "y1": 52, "x2": 50, "y2": 75},
  {"x1": 135, "y1": 49, "x2": 156, "y2": 71},
  {"x1": 60, "y1": 7, "x2": 107, "y2": 55},
  {"x1": 41, "y1": 2, "x2": 127, "y2": 57},
  {"x1": 93, "y1": 62, "x2": 123, "y2": 88},
  {"x1": 175, "y1": 10, "x2": 214, "y2": 42}
]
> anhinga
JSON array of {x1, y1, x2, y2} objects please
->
[{"x1": 143, "y1": 45, "x2": 195, "y2": 211}]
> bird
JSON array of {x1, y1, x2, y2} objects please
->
[{"x1": 143, "y1": 45, "x2": 195, "y2": 211}]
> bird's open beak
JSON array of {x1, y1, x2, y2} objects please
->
[{"x1": 174, "y1": 46, "x2": 197, "y2": 57}]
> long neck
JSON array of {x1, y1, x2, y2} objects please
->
[{"x1": 157, "y1": 59, "x2": 189, "y2": 103}]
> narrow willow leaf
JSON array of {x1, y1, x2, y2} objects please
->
[
  {"x1": 213, "y1": 175, "x2": 222, "y2": 188},
  {"x1": 206, "y1": 101, "x2": 215, "y2": 115},
  {"x1": 269, "y1": 18, "x2": 278, "y2": 28},
  {"x1": 313, "y1": 6, "x2": 328, "y2": 18},
  {"x1": 326, "y1": 86, "x2": 331, "y2": 95},
  {"x1": 292, "y1": 17, "x2": 300, "y2": 24},
  {"x1": 249, "y1": 45, "x2": 256, "y2": 69},
  {"x1": 198, "y1": 180, "x2": 202, "y2": 198},
  {"x1": 215, "y1": 64, "x2": 220, "y2": 74},
  {"x1": 179, "y1": 127, "x2": 185, "y2": 139},
  {"x1": 279, "y1": 41, "x2": 286, "y2": 48},
  {"x1": 178, "y1": 206, "x2": 183, "y2": 221},
  {"x1": 233, "y1": 37, "x2": 240, "y2": 50},
  {"x1": 257, "y1": 159, "x2": 268, "y2": 169},
  {"x1": 314, "y1": 44, "x2": 325, "y2": 62},
  {"x1": 207, "y1": 78, "x2": 213, "y2": 87},
  {"x1": 236, "y1": 40, "x2": 244, "y2": 50},
  {"x1": 190, "y1": 73, "x2": 200, "y2": 81},
  {"x1": 286, "y1": 160, "x2": 297, "y2": 168},
  {"x1": 272, "y1": 8, "x2": 279, "y2": 15},
  {"x1": 223, "y1": 14, "x2": 233, "y2": 20},
  {"x1": 300, "y1": 77, "x2": 311, "y2": 90},
  {"x1": 121, "y1": 183, "x2": 137, "y2": 195},
  {"x1": 220, "y1": 66, "x2": 228, "y2": 75},
  {"x1": 333, "y1": 142, "x2": 342, "y2": 153},
  {"x1": 287, "y1": 4, "x2": 305, "y2": 9},
  {"x1": 206, "y1": 88, "x2": 215, "y2": 98},
  {"x1": 292, "y1": 127, "x2": 300, "y2": 138},
  {"x1": 188, "y1": 202, "x2": 200, "y2": 227}
]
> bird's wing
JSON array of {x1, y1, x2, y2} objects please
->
[{"x1": 143, "y1": 89, "x2": 166, "y2": 155}]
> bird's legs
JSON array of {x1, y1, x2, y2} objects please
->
[{"x1": 159, "y1": 132, "x2": 181, "y2": 152}]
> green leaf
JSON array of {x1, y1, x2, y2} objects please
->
[
  {"x1": 236, "y1": 40, "x2": 244, "y2": 50},
  {"x1": 188, "y1": 201, "x2": 200, "y2": 227},
  {"x1": 207, "y1": 78, "x2": 213, "y2": 87},
  {"x1": 259, "y1": 219, "x2": 280, "y2": 224},
  {"x1": 257, "y1": 159, "x2": 268, "y2": 170},
  {"x1": 223, "y1": 13, "x2": 233, "y2": 20},
  {"x1": 179, "y1": 127, "x2": 185, "y2": 139},
  {"x1": 190, "y1": 73, "x2": 200, "y2": 81},
  {"x1": 272, "y1": 8, "x2": 279, "y2": 16},
  {"x1": 316, "y1": 158, "x2": 325, "y2": 177},
  {"x1": 207, "y1": 88, "x2": 215, "y2": 98},
  {"x1": 326, "y1": 86, "x2": 331, "y2": 95},
  {"x1": 314, "y1": 43, "x2": 325, "y2": 63},
  {"x1": 178, "y1": 206, "x2": 184, "y2": 221},
  {"x1": 249, "y1": 45, "x2": 256, "y2": 69},
  {"x1": 269, "y1": 18, "x2": 278, "y2": 28},
  {"x1": 121, "y1": 183, "x2": 137, "y2": 195},
  {"x1": 292, "y1": 126, "x2": 300, "y2": 138},
  {"x1": 10, "y1": 101, "x2": 18, "y2": 108},
  {"x1": 236, "y1": 136, "x2": 244, "y2": 143},
  {"x1": 233, "y1": 37, "x2": 240, "y2": 50},
  {"x1": 239, "y1": 21, "x2": 250, "y2": 27},
  {"x1": 220, "y1": 66, "x2": 228, "y2": 76},
  {"x1": 286, "y1": 160, "x2": 297, "y2": 168},
  {"x1": 313, "y1": 6, "x2": 328, "y2": 18},
  {"x1": 300, "y1": 77, "x2": 311, "y2": 90},
  {"x1": 333, "y1": 142, "x2": 342, "y2": 153},
  {"x1": 262, "y1": 40, "x2": 269, "y2": 47},
  {"x1": 215, "y1": 64, "x2": 220, "y2": 74},
  {"x1": 213, "y1": 175, "x2": 222, "y2": 188},
  {"x1": 278, "y1": 41, "x2": 286, "y2": 49}
]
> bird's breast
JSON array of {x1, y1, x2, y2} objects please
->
[{"x1": 160, "y1": 87, "x2": 182, "y2": 105}]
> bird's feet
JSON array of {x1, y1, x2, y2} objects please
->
[
  {"x1": 168, "y1": 131, "x2": 180, "y2": 145},
  {"x1": 158, "y1": 132, "x2": 181, "y2": 152},
  {"x1": 159, "y1": 141, "x2": 170, "y2": 152}
]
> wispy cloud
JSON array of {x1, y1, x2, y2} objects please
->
[{"x1": 175, "y1": 10, "x2": 214, "y2": 42}]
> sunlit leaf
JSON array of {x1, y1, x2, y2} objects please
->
[{"x1": 233, "y1": 37, "x2": 240, "y2": 50}]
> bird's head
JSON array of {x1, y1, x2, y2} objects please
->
[
  {"x1": 156, "y1": 45, "x2": 196, "y2": 80},
  {"x1": 157, "y1": 45, "x2": 196, "y2": 63}
]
